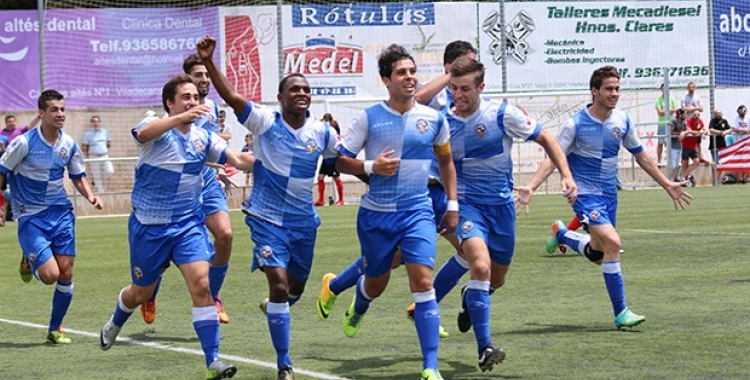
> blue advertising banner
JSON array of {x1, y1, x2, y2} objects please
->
[{"x1": 713, "y1": 1, "x2": 750, "y2": 86}]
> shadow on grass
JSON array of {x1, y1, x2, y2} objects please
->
[
  {"x1": 502, "y1": 322, "x2": 636, "y2": 335},
  {"x1": 127, "y1": 330, "x2": 200, "y2": 343},
  {"x1": 541, "y1": 254, "x2": 581, "y2": 259},
  {"x1": 727, "y1": 279, "x2": 750, "y2": 284},
  {"x1": 0, "y1": 341, "x2": 49, "y2": 348},
  {"x1": 305, "y1": 354, "x2": 495, "y2": 380}
]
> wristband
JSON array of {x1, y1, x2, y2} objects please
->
[
  {"x1": 446, "y1": 199, "x2": 459, "y2": 211},
  {"x1": 364, "y1": 160, "x2": 374, "y2": 175}
]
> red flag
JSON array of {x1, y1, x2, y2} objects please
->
[{"x1": 717, "y1": 135, "x2": 750, "y2": 173}]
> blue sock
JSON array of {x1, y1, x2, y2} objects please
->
[
  {"x1": 148, "y1": 274, "x2": 163, "y2": 302},
  {"x1": 466, "y1": 280, "x2": 492, "y2": 352},
  {"x1": 266, "y1": 302, "x2": 292, "y2": 369},
  {"x1": 49, "y1": 280, "x2": 73, "y2": 332},
  {"x1": 209, "y1": 263, "x2": 229, "y2": 300},
  {"x1": 193, "y1": 306, "x2": 220, "y2": 367},
  {"x1": 559, "y1": 230, "x2": 591, "y2": 257},
  {"x1": 413, "y1": 290, "x2": 440, "y2": 370},
  {"x1": 288, "y1": 294, "x2": 301, "y2": 307},
  {"x1": 602, "y1": 261, "x2": 627, "y2": 316},
  {"x1": 112, "y1": 289, "x2": 136, "y2": 327},
  {"x1": 329, "y1": 257, "x2": 364, "y2": 295},
  {"x1": 434, "y1": 253, "x2": 469, "y2": 303},
  {"x1": 353, "y1": 276, "x2": 373, "y2": 315}
]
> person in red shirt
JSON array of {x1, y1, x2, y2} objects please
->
[{"x1": 680, "y1": 111, "x2": 707, "y2": 187}]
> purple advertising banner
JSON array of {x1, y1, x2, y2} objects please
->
[
  {"x1": 0, "y1": 10, "x2": 41, "y2": 111},
  {"x1": 43, "y1": 8, "x2": 220, "y2": 108}
]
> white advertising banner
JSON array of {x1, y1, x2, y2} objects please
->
[{"x1": 478, "y1": 1, "x2": 709, "y2": 92}]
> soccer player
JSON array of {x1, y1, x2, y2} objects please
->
[
  {"x1": 197, "y1": 36, "x2": 340, "y2": 380},
  {"x1": 142, "y1": 54, "x2": 235, "y2": 325},
  {"x1": 314, "y1": 113, "x2": 345, "y2": 206},
  {"x1": 316, "y1": 41, "x2": 477, "y2": 338},
  {"x1": 443, "y1": 57, "x2": 576, "y2": 371},
  {"x1": 335, "y1": 44, "x2": 458, "y2": 380},
  {"x1": 520, "y1": 66, "x2": 692, "y2": 329},
  {"x1": 98, "y1": 74, "x2": 254, "y2": 380},
  {"x1": 0, "y1": 89, "x2": 103, "y2": 344}
]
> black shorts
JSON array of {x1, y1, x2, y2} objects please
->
[
  {"x1": 319, "y1": 161, "x2": 340, "y2": 177},
  {"x1": 681, "y1": 148, "x2": 699, "y2": 160}
]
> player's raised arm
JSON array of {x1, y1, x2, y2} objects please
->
[{"x1": 197, "y1": 36, "x2": 247, "y2": 116}]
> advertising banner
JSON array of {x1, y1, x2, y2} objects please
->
[
  {"x1": 713, "y1": 1, "x2": 750, "y2": 86},
  {"x1": 478, "y1": 1, "x2": 709, "y2": 92},
  {"x1": 42, "y1": 8, "x2": 220, "y2": 108},
  {"x1": 0, "y1": 10, "x2": 41, "y2": 110}
]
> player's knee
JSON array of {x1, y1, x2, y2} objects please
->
[
  {"x1": 584, "y1": 245, "x2": 605, "y2": 263},
  {"x1": 470, "y1": 262, "x2": 491, "y2": 280}
]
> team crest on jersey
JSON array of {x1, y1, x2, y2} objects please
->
[
  {"x1": 305, "y1": 139, "x2": 318, "y2": 153},
  {"x1": 193, "y1": 139, "x2": 204, "y2": 153},
  {"x1": 28, "y1": 253, "x2": 37, "y2": 263},
  {"x1": 60, "y1": 147, "x2": 67, "y2": 160},
  {"x1": 476, "y1": 124, "x2": 487, "y2": 137},
  {"x1": 612, "y1": 127, "x2": 622, "y2": 139},
  {"x1": 589, "y1": 209, "x2": 600, "y2": 221},
  {"x1": 416, "y1": 119, "x2": 428, "y2": 133},
  {"x1": 133, "y1": 266, "x2": 143, "y2": 279},
  {"x1": 462, "y1": 220, "x2": 474, "y2": 232}
]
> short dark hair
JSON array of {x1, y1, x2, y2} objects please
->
[
  {"x1": 738, "y1": 105, "x2": 746, "y2": 113},
  {"x1": 377, "y1": 44, "x2": 415, "y2": 78},
  {"x1": 219, "y1": 110, "x2": 226, "y2": 116},
  {"x1": 90, "y1": 115, "x2": 100, "y2": 122},
  {"x1": 182, "y1": 54, "x2": 203, "y2": 75},
  {"x1": 589, "y1": 66, "x2": 620, "y2": 91},
  {"x1": 278, "y1": 73, "x2": 306, "y2": 94},
  {"x1": 443, "y1": 40, "x2": 477, "y2": 65},
  {"x1": 38, "y1": 89, "x2": 64, "y2": 110},
  {"x1": 4, "y1": 115, "x2": 15, "y2": 122},
  {"x1": 449, "y1": 56, "x2": 484, "y2": 86},
  {"x1": 162, "y1": 74, "x2": 195, "y2": 113}
]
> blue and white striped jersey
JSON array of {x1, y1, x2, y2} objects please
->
[
  {"x1": 130, "y1": 117, "x2": 227, "y2": 225},
  {"x1": 340, "y1": 101, "x2": 450, "y2": 212},
  {"x1": 195, "y1": 98, "x2": 221, "y2": 186},
  {"x1": 448, "y1": 100, "x2": 541, "y2": 205},
  {"x1": 237, "y1": 102, "x2": 339, "y2": 228},
  {"x1": 422, "y1": 87, "x2": 452, "y2": 181},
  {"x1": 558, "y1": 106, "x2": 643, "y2": 197},
  {"x1": 0, "y1": 128, "x2": 85, "y2": 218}
]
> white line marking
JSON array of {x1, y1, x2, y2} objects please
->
[
  {"x1": 0, "y1": 317, "x2": 351, "y2": 380},
  {"x1": 624, "y1": 228, "x2": 750, "y2": 236}
]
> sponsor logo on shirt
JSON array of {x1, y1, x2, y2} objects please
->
[
  {"x1": 416, "y1": 119, "x2": 428, "y2": 133},
  {"x1": 612, "y1": 126, "x2": 622, "y2": 139},
  {"x1": 305, "y1": 139, "x2": 318, "y2": 153},
  {"x1": 476, "y1": 124, "x2": 486, "y2": 137}
]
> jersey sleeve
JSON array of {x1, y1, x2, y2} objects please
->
[
  {"x1": 67, "y1": 142, "x2": 87, "y2": 179},
  {"x1": 622, "y1": 115, "x2": 644, "y2": 154},
  {"x1": 237, "y1": 101, "x2": 275, "y2": 137},
  {"x1": 557, "y1": 118, "x2": 576, "y2": 154},
  {"x1": 131, "y1": 116, "x2": 163, "y2": 145},
  {"x1": 433, "y1": 112, "x2": 450, "y2": 147},
  {"x1": 502, "y1": 104, "x2": 542, "y2": 141},
  {"x1": 339, "y1": 110, "x2": 368, "y2": 157},
  {"x1": 206, "y1": 132, "x2": 228, "y2": 165},
  {"x1": 0, "y1": 135, "x2": 29, "y2": 174}
]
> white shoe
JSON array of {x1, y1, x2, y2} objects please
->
[{"x1": 99, "y1": 318, "x2": 121, "y2": 350}]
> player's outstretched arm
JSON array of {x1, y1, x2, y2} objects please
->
[
  {"x1": 197, "y1": 36, "x2": 247, "y2": 116},
  {"x1": 225, "y1": 148, "x2": 255, "y2": 171},
  {"x1": 136, "y1": 105, "x2": 209, "y2": 142},
  {"x1": 534, "y1": 130, "x2": 577, "y2": 203},
  {"x1": 633, "y1": 150, "x2": 692, "y2": 209},
  {"x1": 71, "y1": 178, "x2": 103, "y2": 210}
]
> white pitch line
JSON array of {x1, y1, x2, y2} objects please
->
[
  {"x1": 0, "y1": 318, "x2": 351, "y2": 380},
  {"x1": 624, "y1": 228, "x2": 750, "y2": 236}
]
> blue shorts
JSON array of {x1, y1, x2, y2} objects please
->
[
  {"x1": 17, "y1": 207, "x2": 76, "y2": 272},
  {"x1": 572, "y1": 194, "x2": 618, "y2": 229},
  {"x1": 456, "y1": 202, "x2": 515, "y2": 266},
  {"x1": 128, "y1": 213, "x2": 211, "y2": 286},
  {"x1": 202, "y1": 175, "x2": 229, "y2": 216},
  {"x1": 246, "y1": 215, "x2": 316, "y2": 283},
  {"x1": 357, "y1": 207, "x2": 436, "y2": 277},
  {"x1": 429, "y1": 185, "x2": 447, "y2": 231}
]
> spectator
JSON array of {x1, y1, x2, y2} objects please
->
[
  {"x1": 242, "y1": 133, "x2": 254, "y2": 186},
  {"x1": 730, "y1": 105, "x2": 750, "y2": 142},
  {"x1": 216, "y1": 109, "x2": 232, "y2": 141},
  {"x1": 708, "y1": 109, "x2": 731, "y2": 164},
  {"x1": 680, "y1": 111, "x2": 707, "y2": 187},
  {"x1": 669, "y1": 108, "x2": 687, "y2": 181},
  {"x1": 655, "y1": 83, "x2": 678, "y2": 167},
  {"x1": 681, "y1": 82, "x2": 708, "y2": 164},
  {"x1": 315, "y1": 113, "x2": 344, "y2": 206},
  {"x1": 1, "y1": 114, "x2": 40, "y2": 145},
  {"x1": 81, "y1": 115, "x2": 114, "y2": 193}
]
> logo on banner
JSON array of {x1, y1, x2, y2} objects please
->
[
  {"x1": 283, "y1": 34, "x2": 364, "y2": 77},
  {"x1": 483, "y1": 10, "x2": 535, "y2": 65},
  {"x1": 0, "y1": 36, "x2": 28, "y2": 62}
]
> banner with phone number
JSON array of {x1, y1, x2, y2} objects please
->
[{"x1": 478, "y1": 0, "x2": 709, "y2": 92}]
